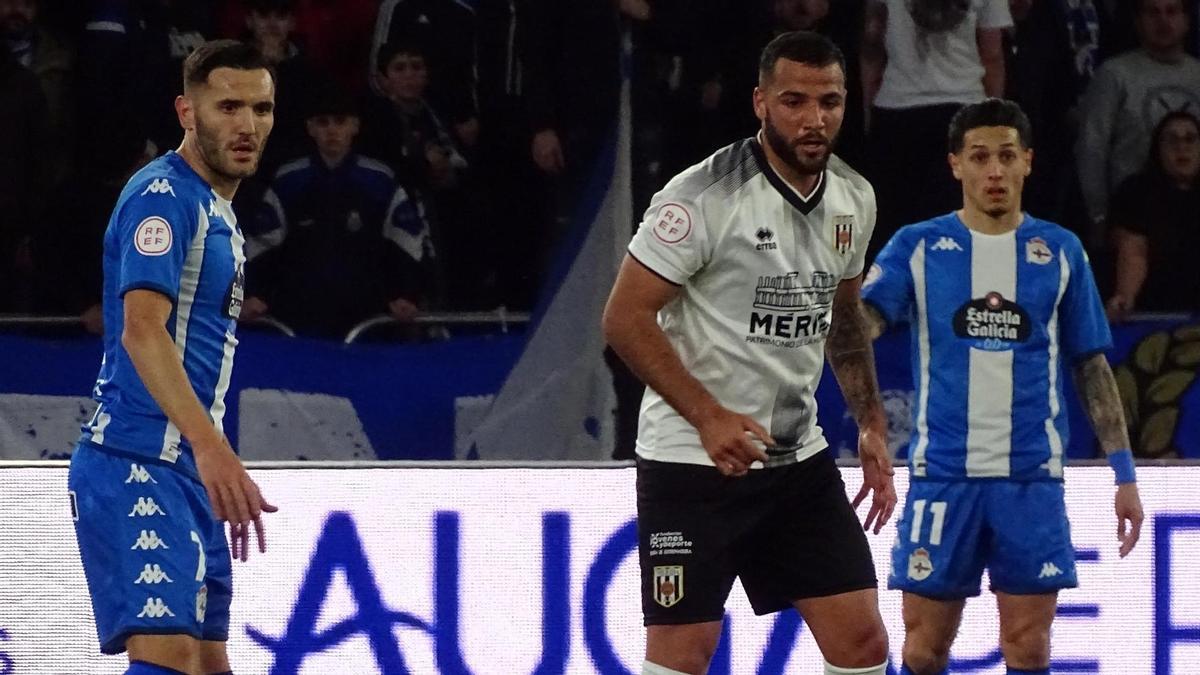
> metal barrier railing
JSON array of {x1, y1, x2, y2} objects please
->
[{"x1": 0, "y1": 310, "x2": 533, "y2": 344}]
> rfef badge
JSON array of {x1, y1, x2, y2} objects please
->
[{"x1": 653, "y1": 565, "x2": 684, "y2": 608}]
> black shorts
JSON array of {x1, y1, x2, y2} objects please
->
[{"x1": 637, "y1": 450, "x2": 877, "y2": 625}]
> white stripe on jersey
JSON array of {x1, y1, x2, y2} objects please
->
[
  {"x1": 966, "y1": 232, "x2": 1016, "y2": 477},
  {"x1": 88, "y1": 407, "x2": 112, "y2": 444},
  {"x1": 161, "y1": 204, "x2": 211, "y2": 462},
  {"x1": 209, "y1": 210, "x2": 243, "y2": 434},
  {"x1": 910, "y1": 239, "x2": 930, "y2": 477},
  {"x1": 1044, "y1": 250, "x2": 1071, "y2": 478}
]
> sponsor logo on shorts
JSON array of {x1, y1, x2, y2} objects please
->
[
  {"x1": 908, "y1": 547, "x2": 933, "y2": 581},
  {"x1": 196, "y1": 584, "x2": 208, "y2": 623},
  {"x1": 1039, "y1": 562, "x2": 1064, "y2": 578},
  {"x1": 128, "y1": 497, "x2": 167, "y2": 517},
  {"x1": 134, "y1": 564, "x2": 174, "y2": 585},
  {"x1": 137, "y1": 597, "x2": 176, "y2": 619},
  {"x1": 125, "y1": 463, "x2": 157, "y2": 484},
  {"x1": 131, "y1": 530, "x2": 169, "y2": 550},
  {"x1": 648, "y1": 531, "x2": 693, "y2": 557},
  {"x1": 653, "y1": 565, "x2": 684, "y2": 608}
]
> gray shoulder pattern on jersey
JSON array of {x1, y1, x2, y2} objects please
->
[
  {"x1": 825, "y1": 154, "x2": 873, "y2": 197},
  {"x1": 668, "y1": 138, "x2": 761, "y2": 203}
]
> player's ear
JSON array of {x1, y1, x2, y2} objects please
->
[
  {"x1": 1024, "y1": 147, "x2": 1034, "y2": 176},
  {"x1": 175, "y1": 94, "x2": 194, "y2": 132},
  {"x1": 753, "y1": 86, "x2": 766, "y2": 122},
  {"x1": 948, "y1": 151, "x2": 962, "y2": 180}
]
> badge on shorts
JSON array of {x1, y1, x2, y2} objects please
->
[
  {"x1": 196, "y1": 584, "x2": 208, "y2": 622},
  {"x1": 653, "y1": 565, "x2": 684, "y2": 608},
  {"x1": 908, "y1": 547, "x2": 933, "y2": 581},
  {"x1": 833, "y1": 215, "x2": 854, "y2": 256}
]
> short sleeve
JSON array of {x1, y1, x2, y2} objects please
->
[
  {"x1": 861, "y1": 229, "x2": 916, "y2": 327},
  {"x1": 627, "y1": 197, "x2": 710, "y2": 285},
  {"x1": 976, "y1": 0, "x2": 1013, "y2": 29},
  {"x1": 1058, "y1": 236, "x2": 1113, "y2": 362},
  {"x1": 116, "y1": 179, "x2": 199, "y2": 302},
  {"x1": 844, "y1": 181, "x2": 877, "y2": 279}
]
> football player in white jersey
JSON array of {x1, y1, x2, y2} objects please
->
[
  {"x1": 861, "y1": 98, "x2": 1145, "y2": 675},
  {"x1": 605, "y1": 31, "x2": 895, "y2": 675}
]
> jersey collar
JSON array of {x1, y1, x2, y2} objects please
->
[{"x1": 751, "y1": 135, "x2": 826, "y2": 215}]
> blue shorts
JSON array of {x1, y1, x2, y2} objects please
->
[
  {"x1": 888, "y1": 480, "x2": 1077, "y2": 599},
  {"x1": 68, "y1": 441, "x2": 232, "y2": 654}
]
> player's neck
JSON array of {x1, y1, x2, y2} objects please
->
[
  {"x1": 758, "y1": 133, "x2": 821, "y2": 197},
  {"x1": 957, "y1": 207, "x2": 1023, "y2": 235},
  {"x1": 176, "y1": 140, "x2": 239, "y2": 200}
]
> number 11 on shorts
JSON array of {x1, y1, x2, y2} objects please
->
[{"x1": 910, "y1": 499, "x2": 947, "y2": 545}]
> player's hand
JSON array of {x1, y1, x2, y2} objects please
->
[
  {"x1": 194, "y1": 437, "x2": 278, "y2": 562},
  {"x1": 239, "y1": 296, "x2": 269, "y2": 322},
  {"x1": 1115, "y1": 482, "x2": 1143, "y2": 558},
  {"x1": 852, "y1": 426, "x2": 896, "y2": 534},
  {"x1": 532, "y1": 129, "x2": 565, "y2": 175},
  {"x1": 697, "y1": 407, "x2": 773, "y2": 477}
]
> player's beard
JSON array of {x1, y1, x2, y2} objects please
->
[
  {"x1": 194, "y1": 114, "x2": 261, "y2": 181},
  {"x1": 762, "y1": 110, "x2": 835, "y2": 176}
]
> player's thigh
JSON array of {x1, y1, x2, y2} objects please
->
[
  {"x1": 985, "y1": 481, "x2": 1077, "y2": 594},
  {"x1": 738, "y1": 451, "x2": 877, "y2": 616},
  {"x1": 888, "y1": 480, "x2": 989, "y2": 600},
  {"x1": 636, "y1": 459, "x2": 746, "y2": 627},
  {"x1": 199, "y1": 638, "x2": 232, "y2": 674},
  {"x1": 68, "y1": 444, "x2": 213, "y2": 655},
  {"x1": 901, "y1": 592, "x2": 966, "y2": 654},
  {"x1": 793, "y1": 588, "x2": 888, "y2": 664}
]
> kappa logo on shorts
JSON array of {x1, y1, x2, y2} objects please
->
[
  {"x1": 128, "y1": 497, "x2": 167, "y2": 517},
  {"x1": 134, "y1": 564, "x2": 174, "y2": 585},
  {"x1": 908, "y1": 547, "x2": 933, "y2": 581},
  {"x1": 1038, "y1": 561, "x2": 1064, "y2": 578},
  {"x1": 137, "y1": 597, "x2": 176, "y2": 619},
  {"x1": 653, "y1": 565, "x2": 684, "y2": 608},
  {"x1": 131, "y1": 530, "x2": 169, "y2": 550},
  {"x1": 125, "y1": 463, "x2": 157, "y2": 484}
]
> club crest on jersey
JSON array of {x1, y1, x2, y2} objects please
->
[
  {"x1": 1026, "y1": 237, "x2": 1053, "y2": 265},
  {"x1": 833, "y1": 215, "x2": 854, "y2": 256},
  {"x1": 653, "y1": 565, "x2": 684, "y2": 608},
  {"x1": 134, "y1": 217, "x2": 173, "y2": 256},
  {"x1": 651, "y1": 202, "x2": 692, "y2": 244},
  {"x1": 908, "y1": 548, "x2": 933, "y2": 581}
]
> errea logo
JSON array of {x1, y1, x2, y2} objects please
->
[{"x1": 140, "y1": 178, "x2": 176, "y2": 197}]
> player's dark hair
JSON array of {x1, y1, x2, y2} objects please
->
[
  {"x1": 182, "y1": 39, "x2": 273, "y2": 90},
  {"x1": 377, "y1": 39, "x2": 427, "y2": 74},
  {"x1": 947, "y1": 98, "x2": 1034, "y2": 153},
  {"x1": 758, "y1": 30, "x2": 845, "y2": 83}
]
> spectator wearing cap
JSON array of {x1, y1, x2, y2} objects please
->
[{"x1": 242, "y1": 89, "x2": 438, "y2": 338}]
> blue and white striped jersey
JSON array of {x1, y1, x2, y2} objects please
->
[
  {"x1": 80, "y1": 151, "x2": 245, "y2": 481},
  {"x1": 862, "y1": 213, "x2": 1111, "y2": 480}
]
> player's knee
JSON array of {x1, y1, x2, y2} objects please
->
[
  {"x1": 999, "y1": 622, "x2": 1051, "y2": 667},
  {"x1": 645, "y1": 624, "x2": 721, "y2": 674},
  {"x1": 902, "y1": 635, "x2": 953, "y2": 674},
  {"x1": 825, "y1": 618, "x2": 889, "y2": 667}
]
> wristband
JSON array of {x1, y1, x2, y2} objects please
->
[{"x1": 1108, "y1": 448, "x2": 1137, "y2": 485}]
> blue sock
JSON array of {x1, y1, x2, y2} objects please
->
[
  {"x1": 125, "y1": 661, "x2": 190, "y2": 675},
  {"x1": 1006, "y1": 669, "x2": 1049, "y2": 675}
]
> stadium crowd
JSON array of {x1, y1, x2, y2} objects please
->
[{"x1": 0, "y1": 0, "x2": 1198, "y2": 339}]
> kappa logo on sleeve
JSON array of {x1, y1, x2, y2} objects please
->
[
  {"x1": 134, "y1": 216, "x2": 173, "y2": 256},
  {"x1": 140, "y1": 178, "x2": 176, "y2": 197},
  {"x1": 651, "y1": 202, "x2": 692, "y2": 244}
]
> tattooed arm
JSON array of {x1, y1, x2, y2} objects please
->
[
  {"x1": 1072, "y1": 353, "x2": 1144, "y2": 557},
  {"x1": 825, "y1": 275, "x2": 895, "y2": 533}
]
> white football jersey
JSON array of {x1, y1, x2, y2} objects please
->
[{"x1": 628, "y1": 136, "x2": 876, "y2": 468}]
